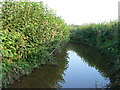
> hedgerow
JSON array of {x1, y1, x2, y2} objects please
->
[
  {"x1": 70, "y1": 21, "x2": 120, "y2": 87},
  {"x1": 0, "y1": 1, "x2": 70, "y2": 87}
]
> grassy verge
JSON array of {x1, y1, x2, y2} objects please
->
[{"x1": 69, "y1": 21, "x2": 120, "y2": 88}]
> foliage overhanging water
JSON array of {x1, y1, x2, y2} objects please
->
[{"x1": 9, "y1": 42, "x2": 112, "y2": 88}]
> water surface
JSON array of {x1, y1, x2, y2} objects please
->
[
  {"x1": 10, "y1": 42, "x2": 111, "y2": 88},
  {"x1": 60, "y1": 50, "x2": 109, "y2": 88}
]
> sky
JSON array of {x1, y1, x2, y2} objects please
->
[
  {"x1": 2, "y1": 0, "x2": 120, "y2": 25},
  {"x1": 41, "y1": 0, "x2": 120, "y2": 25},
  {"x1": 40, "y1": 0, "x2": 119, "y2": 25}
]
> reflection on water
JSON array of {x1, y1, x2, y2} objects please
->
[
  {"x1": 10, "y1": 42, "x2": 112, "y2": 88},
  {"x1": 60, "y1": 50, "x2": 109, "y2": 88}
]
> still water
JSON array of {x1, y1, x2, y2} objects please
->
[
  {"x1": 60, "y1": 50, "x2": 109, "y2": 88},
  {"x1": 10, "y1": 42, "x2": 111, "y2": 88}
]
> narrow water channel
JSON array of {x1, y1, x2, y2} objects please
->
[
  {"x1": 9, "y1": 42, "x2": 111, "y2": 88},
  {"x1": 59, "y1": 50, "x2": 109, "y2": 88}
]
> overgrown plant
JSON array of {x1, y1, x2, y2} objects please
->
[
  {"x1": 70, "y1": 21, "x2": 120, "y2": 87},
  {"x1": 0, "y1": 1, "x2": 70, "y2": 87}
]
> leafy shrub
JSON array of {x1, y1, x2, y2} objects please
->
[
  {"x1": 70, "y1": 21, "x2": 120, "y2": 87},
  {"x1": 0, "y1": 1, "x2": 70, "y2": 87}
]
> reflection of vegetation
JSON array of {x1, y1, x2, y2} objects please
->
[
  {"x1": 66, "y1": 42, "x2": 117, "y2": 88},
  {"x1": 10, "y1": 65, "x2": 65, "y2": 88},
  {"x1": 10, "y1": 42, "x2": 113, "y2": 88},
  {"x1": 69, "y1": 21, "x2": 120, "y2": 88},
  {"x1": 67, "y1": 42, "x2": 111, "y2": 78},
  {"x1": 8, "y1": 42, "x2": 119, "y2": 88},
  {"x1": 9, "y1": 44, "x2": 68, "y2": 88}
]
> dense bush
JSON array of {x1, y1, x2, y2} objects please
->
[
  {"x1": 0, "y1": 1, "x2": 70, "y2": 87},
  {"x1": 70, "y1": 21, "x2": 120, "y2": 87}
]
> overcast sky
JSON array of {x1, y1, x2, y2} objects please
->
[
  {"x1": 38, "y1": 0, "x2": 119, "y2": 25},
  {"x1": 2, "y1": 0, "x2": 120, "y2": 25}
]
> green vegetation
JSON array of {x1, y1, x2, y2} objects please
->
[
  {"x1": 0, "y1": 1, "x2": 69, "y2": 87},
  {"x1": 0, "y1": 0, "x2": 119, "y2": 88},
  {"x1": 10, "y1": 45, "x2": 69, "y2": 88},
  {"x1": 66, "y1": 42, "x2": 112, "y2": 87},
  {"x1": 69, "y1": 21, "x2": 120, "y2": 87}
]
